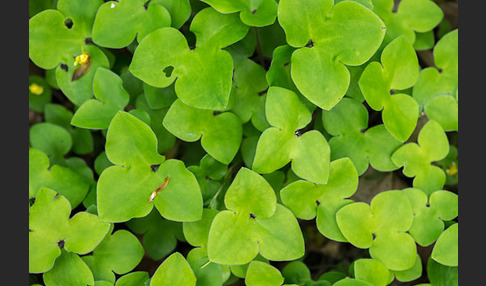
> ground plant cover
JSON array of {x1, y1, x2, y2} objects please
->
[{"x1": 29, "y1": 0, "x2": 458, "y2": 285}]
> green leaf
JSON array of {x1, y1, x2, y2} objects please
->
[
  {"x1": 130, "y1": 8, "x2": 249, "y2": 110},
  {"x1": 55, "y1": 44, "x2": 110, "y2": 106},
  {"x1": 353, "y1": 259, "x2": 390, "y2": 286},
  {"x1": 126, "y1": 208, "x2": 184, "y2": 260},
  {"x1": 29, "y1": 76, "x2": 52, "y2": 112},
  {"x1": 277, "y1": 0, "x2": 386, "y2": 110},
  {"x1": 336, "y1": 190, "x2": 416, "y2": 271},
  {"x1": 332, "y1": 279, "x2": 373, "y2": 286},
  {"x1": 207, "y1": 168, "x2": 305, "y2": 265},
  {"x1": 427, "y1": 257, "x2": 458, "y2": 286},
  {"x1": 404, "y1": 188, "x2": 458, "y2": 246},
  {"x1": 188, "y1": 257, "x2": 229, "y2": 286},
  {"x1": 359, "y1": 36, "x2": 419, "y2": 141},
  {"x1": 152, "y1": 0, "x2": 191, "y2": 29},
  {"x1": 281, "y1": 261, "x2": 311, "y2": 284},
  {"x1": 281, "y1": 158, "x2": 358, "y2": 241},
  {"x1": 135, "y1": 93, "x2": 176, "y2": 153},
  {"x1": 252, "y1": 87, "x2": 330, "y2": 184},
  {"x1": 29, "y1": 122, "x2": 72, "y2": 165},
  {"x1": 163, "y1": 99, "x2": 242, "y2": 164},
  {"x1": 413, "y1": 29, "x2": 458, "y2": 131},
  {"x1": 43, "y1": 250, "x2": 94, "y2": 286},
  {"x1": 92, "y1": 0, "x2": 171, "y2": 48},
  {"x1": 82, "y1": 227, "x2": 145, "y2": 283},
  {"x1": 230, "y1": 58, "x2": 270, "y2": 131},
  {"x1": 97, "y1": 111, "x2": 202, "y2": 222},
  {"x1": 201, "y1": 0, "x2": 278, "y2": 27},
  {"x1": 29, "y1": 148, "x2": 90, "y2": 208},
  {"x1": 29, "y1": 187, "x2": 110, "y2": 273},
  {"x1": 150, "y1": 252, "x2": 197, "y2": 286},
  {"x1": 245, "y1": 261, "x2": 284, "y2": 286},
  {"x1": 431, "y1": 223, "x2": 458, "y2": 267},
  {"x1": 28, "y1": 0, "x2": 102, "y2": 69},
  {"x1": 115, "y1": 272, "x2": 150, "y2": 286},
  {"x1": 321, "y1": 97, "x2": 402, "y2": 175},
  {"x1": 391, "y1": 254, "x2": 422, "y2": 282},
  {"x1": 391, "y1": 120, "x2": 449, "y2": 195},
  {"x1": 183, "y1": 208, "x2": 220, "y2": 254},
  {"x1": 371, "y1": 0, "x2": 443, "y2": 46},
  {"x1": 71, "y1": 67, "x2": 130, "y2": 129}
]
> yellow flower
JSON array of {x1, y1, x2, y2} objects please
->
[{"x1": 29, "y1": 83, "x2": 44, "y2": 95}]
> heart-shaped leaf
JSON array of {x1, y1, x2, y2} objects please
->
[
  {"x1": 43, "y1": 250, "x2": 94, "y2": 286},
  {"x1": 336, "y1": 190, "x2": 416, "y2": 271},
  {"x1": 280, "y1": 158, "x2": 358, "y2": 241},
  {"x1": 252, "y1": 87, "x2": 330, "y2": 184},
  {"x1": 29, "y1": 122, "x2": 72, "y2": 165},
  {"x1": 92, "y1": 0, "x2": 171, "y2": 48},
  {"x1": 97, "y1": 111, "x2": 203, "y2": 223},
  {"x1": 163, "y1": 99, "x2": 242, "y2": 164},
  {"x1": 29, "y1": 148, "x2": 90, "y2": 208},
  {"x1": 277, "y1": 0, "x2": 386, "y2": 110},
  {"x1": 150, "y1": 252, "x2": 196, "y2": 286},
  {"x1": 431, "y1": 223, "x2": 458, "y2": 267},
  {"x1": 200, "y1": 0, "x2": 278, "y2": 27},
  {"x1": 413, "y1": 29, "x2": 458, "y2": 131},
  {"x1": 391, "y1": 120, "x2": 449, "y2": 195},
  {"x1": 353, "y1": 259, "x2": 391, "y2": 286},
  {"x1": 321, "y1": 97, "x2": 402, "y2": 175},
  {"x1": 82, "y1": 226, "x2": 145, "y2": 283},
  {"x1": 404, "y1": 188, "x2": 458, "y2": 246},
  {"x1": 359, "y1": 36, "x2": 420, "y2": 142},
  {"x1": 71, "y1": 67, "x2": 130, "y2": 129},
  {"x1": 207, "y1": 168, "x2": 305, "y2": 265},
  {"x1": 130, "y1": 7, "x2": 249, "y2": 110},
  {"x1": 115, "y1": 272, "x2": 150, "y2": 286},
  {"x1": 29, "y1": 187, "x2": 110, "y2": 273}
]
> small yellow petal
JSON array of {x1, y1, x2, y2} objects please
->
[{"x1": 29, "y1": 83, "x2": 44, "y2": 95}]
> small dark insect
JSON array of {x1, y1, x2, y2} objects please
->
[
  {"x1": 148, "y1": 176, "x2": 170, "y2": 202},
  {"x1": 71, "y1": 52, "x2": 91, "y2": 81}
]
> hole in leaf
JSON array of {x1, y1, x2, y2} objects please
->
[
  {"x1": 250, "y1": 213, "x2": 256, "y2": 219},
  {"x1": 57, "y1": 240, "x2": 65, "y2": 249},
  {"x1": 60, "y1": 64, "x2": 68, "y2": 72},
  {"x1": 163, "y1": 66, "x2": 174, "y2": 78},
  {"x1": 85, "y1": 37, "x2": 94, "y2": 45},
  {"x1": 251, "y1": 9, "x2": 257, "y2": 14},
  {"x1": 151, "y1": 164, "x2": 160, "y2": 172},
  {"x1": 305, "y1": 39, "x2": 314, "y2": 48},
  {"x1": 64, "y1": 18, "x2": 73, "y2": 29}
]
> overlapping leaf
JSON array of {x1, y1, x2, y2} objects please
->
[
  {"x1": 413, "y1": 29, "x2": 458, "y2": 131},
  {"x1": 230, "y1": 57, "x2": 270, "y2": 132},
  {"x1": 29, "y1": 148, "x2": 90, "y2": 208},
  {"x1": 43, "y1": 250, "x2": 94, "y2": 286},
  {"x1": 200, "y1": 0, "x2": 278, "y2": 27},
  {"x1": 92, "y1": 0, "x2": 171, "y2": 48},
  {"x1": 392, "y1": 120, "x2": 449, "y2": 195},
  {"x1": 97, "y1": 111, "x2": 203, "y2": 223},
  {"x1": 321, "y1": 97, "x2": 402, "y2": 175},
  {"x1": 245, "y1": 261, "x2": 285, "y2": 286},
  {"x1": 404, "y1": 188, "x2": 458, "y2": 246},
  {"x1": 207, "y1": 168, "x2": 305, "y2": 265},
  {"x1": 150, "y1": 252, "x2": 196, "y2": 286},
  {"x1": 29, "y1": 187, "x2": 110, "y2": 273},
  {"x1": 163, "y1": 99, "x2": 242, "y2": 164},
  {"x1": 71, "y1": 68, "x2": 129, "y2": 129},
  {"x1": 359, "y1": 36, "x2": 420, "y2": 142},
  {"x1": 277, "y1": 0, "x2": 386, "y2": 110},
  {"x1": 280, "y1": 158, "x2": 358, "y2": 241},
  {"x1": 371, "y1": 0, "x2": 443, "y2": 48},
  {"x1": 187, "y1": 155, "x2": 228, "y2": 204},
  {"x1": 82, "y1": 226, "x2": 145, "y2": 283},
  {"x1": 130, "y1": 7, "x2": 249, "y2": 110},
  {"x1": 126, "y1": 209, "x2": 185, "y2": 261},
  {"x1": 431, "y1": 223, "x2": 458, "y2": 267},
  {"x1": 252, "y1": 87, "x2": 330, "y2": 184},
  {"x1": 353, "y1": 259, "x2": 392, "y2": 286},
  {"x1": 336, "y1": 190, "x2": 416, "y2": 271}
]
